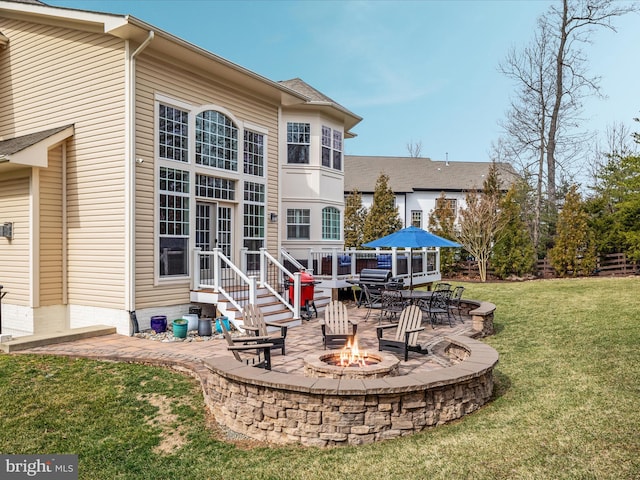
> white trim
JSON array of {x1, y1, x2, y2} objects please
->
[{"x1": 29, "y1": 169, "x2": 39, "y2": 308}]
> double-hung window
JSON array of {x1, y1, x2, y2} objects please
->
[
  {"x1": 321, "y1": 126, "x2": 332, "y2": 167},
  {"x1": 411, "y1": 210, "x2": 422, "y2": 228},
  {"x1": 332, "y1": 130, "x2": 342, "y2": 170},
  {"x1": 287, "y1": 122, "x2": 310, "y2": 164},
  {"x1": 287, "y1": 209, "x2": 310, "y2": 239}
]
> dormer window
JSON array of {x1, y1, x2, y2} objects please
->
[{"x1": 287, "y1": 122, "x2": 310, "y2": 164}]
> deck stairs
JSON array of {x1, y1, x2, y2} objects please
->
[{"x1": 190, "y1": 286, "x2": 331, "y2": 332}]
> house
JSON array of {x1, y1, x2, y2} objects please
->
[
  {"x1": 344, "y1": 155, "x2": 519, "y2": 228},
  {"x1": 0, "y1": 0, "x2": 360, "y2": 337}
]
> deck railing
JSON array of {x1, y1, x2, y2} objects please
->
[{"x1": 192, "y1": 246, "x2": 442, "y2": 316}]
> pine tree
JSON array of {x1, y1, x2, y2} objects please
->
[
  {"x1": 491, "y1": 185, "x2": 537, "y2": 278},
  {"x1": 344, "y1": 189, "x2": 367, "y2": 248},
  {"x1": 428, "y1": 192, "x2": 458, "y2": 275},
  {"x1": 362, "y1": 173, "x2": 402, "y2": 245},
  {"x1": 549, "y1": 185, "x2": 597, "y2": 277}
]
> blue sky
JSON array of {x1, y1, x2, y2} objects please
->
[{"x1": 45, "y1": 0, "x2": 639, "y2": 166}]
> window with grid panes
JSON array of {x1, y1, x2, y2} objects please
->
[
  {"x1": 195, "y1": 174, "x2": 235, "y2": 201},
  {"x1": 332, "y1": 130, "x2": 342, "y2": 170},
  {"x1": 243, "y1": 181, "x2": 265, "y2": 243},
  {"x1": 159, "y1": 167, "x2": 189, "y2": 276},
  {"x1": 321, "y1": 126, "x2": 331, "y2": 167},
  {"x1": 159, "y1": 104, "x2": 189, "y2": 162},
  {"x1": 244, "y1": 130, "x2": 264, "y2": 176},
  {"x1": 287, "y1": 122, "x2": 310, "y2": 164},
  {"x1": 411, "y1": 210, "x2": 422, "y2": 228},
  {"x1": 322, "y1": 207, "x2": 340, "y2": 240},
  {"x1": 195, "y1": 110, "x2": 238, "y2": 170},
  {"x1": 287, "y1": 209, "x2": 310, "y2": 239}
]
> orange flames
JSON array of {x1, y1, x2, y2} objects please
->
[{"x1": 339, "y1": 337, "x2": 369, "y2": 367}]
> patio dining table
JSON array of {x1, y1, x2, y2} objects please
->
[{"x1": 403, "y1": 290, "x2": 434, "y2": 304}]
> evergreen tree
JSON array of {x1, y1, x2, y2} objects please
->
[
  {"x1": 428, "y1": 192, "x2": 458, "y2": 275},
  {"x1": 586, "y1": 154, "x2": 640, "y2": 260},
  {"x1": 362, "y1": 173, "x2": 402, "y2": 245},
  {"x1": 549, "y1": 185, "x2": 597, "y2": 277},
  {"x1": 343, "y1": 189, "x2": 367, "y2": 248},
  {"x1": 491, "y1": 184, "x2": 537, "y2": 278}
]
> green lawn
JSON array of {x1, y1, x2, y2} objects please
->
[{"x1": 1, "y1": 277, "x2": 639, "y2": 479}]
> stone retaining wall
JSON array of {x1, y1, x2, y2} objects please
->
[{"x1": 203, "y1": 335, "x2": 498, "y2": 447}]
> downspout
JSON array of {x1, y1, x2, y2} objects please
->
[{"x1": 125, "y1": 30, "x2": 154, "y2": 317}]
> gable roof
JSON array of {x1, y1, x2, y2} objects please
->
[
  {"x1": 0, "y1": 124, "x2": 74, "y2": 170},
  {"x1": 0, "y1": 1, "x2": 360, "y2": 134},
  {"x1": 344, "y1": 155, "x2": 519, "y2": 194}
]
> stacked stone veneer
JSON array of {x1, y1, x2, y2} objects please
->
[{"x1": 203, "y1": 335, "x2": 498, "y2": 447}]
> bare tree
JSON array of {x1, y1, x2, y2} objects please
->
[
  {"x1": 406, "y1": 140, "x2": 423, "y2": 158},
  {"x1": 499, "y1": 0, "x2": 636, "y2": 249},
  {"x1": 456, "y1": 163, "x2": 506, "y2": 282}
]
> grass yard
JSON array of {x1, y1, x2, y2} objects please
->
[{"x1": 1, "y1": 277, "x2": 639, "y2": 479}]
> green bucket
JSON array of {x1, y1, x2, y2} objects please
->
[{"x1": 172, "y1": 319, "x2": 188, "y2": 339}]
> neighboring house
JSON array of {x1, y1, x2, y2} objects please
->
[
  {"x1": 0, "y1": 0, "x2": 360, "y2": 336},
  {"x1": 344, "y1": 155, "x2": 519, "y2": 229}
]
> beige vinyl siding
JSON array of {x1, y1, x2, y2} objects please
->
[
  {"x1": 0, "y1": 173, "x2": 31, "y2": 306},
  {"x1": 133, "y1": 54, "x2": 280, "y2": 308},
  {"x1": 0, "y1": 19, "x2": 127, "y2": 309},
  {"x1": 39, "y1": 145, "x2": 63, "y2": 306}
]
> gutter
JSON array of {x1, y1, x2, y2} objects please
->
[{"x1": 125, "y1": 30, "x2": 154, "y2": 318}]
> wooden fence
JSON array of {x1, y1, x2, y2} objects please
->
[{"x1": 453, "y1": 252, "x2": 638, "y2": 280}]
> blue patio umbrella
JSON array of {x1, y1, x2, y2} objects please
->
[{"x1": 363, "y1": 226, "x2": 461, "y2": 289}]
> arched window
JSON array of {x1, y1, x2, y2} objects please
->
[
  {"x1": 322, "y1": 207, "x2": 340, "y2": 240},
  {"x1": 195, "y1": 110, "x2": 238, "y2": 171}
]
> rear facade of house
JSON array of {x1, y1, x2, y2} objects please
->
[{"x1": 0, "y1": 1, "x2": 360, "y2": 336}]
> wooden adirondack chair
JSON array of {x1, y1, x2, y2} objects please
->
[
  {"x1": 376, "y1": 305, "x2": 427, "y2": 361},
  {"x1": 242, "y1": 304, "x2": 288, "y2": 355},
  {"x1": 219, "y1": 319, "x2": 274, "y2": 370},
  {"x1": 320, "y1": 300, "x2": 358, "y2": 349}
]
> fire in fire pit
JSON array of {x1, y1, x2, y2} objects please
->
[
  {"x1": 328, "y1": 337, "x2": 373, "y2": 367},
  {"x1": 303, "y1": 336, "x2": 400, "y2": 379}
]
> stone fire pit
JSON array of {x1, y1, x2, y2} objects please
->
[{"x1": 303, "y1": 350, "x2": 400, "y2": 379}]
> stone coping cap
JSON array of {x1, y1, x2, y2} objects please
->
[{"x1": 203, "y1": 335, "x2": 499, "y2": 396}]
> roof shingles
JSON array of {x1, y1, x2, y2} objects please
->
[{"x1": 344, "y1": 155, "x2": 519, "y2": 193}]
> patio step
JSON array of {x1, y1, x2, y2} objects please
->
[{"x1": 0, "y1": 325, "x2": 117, "y2": 353}]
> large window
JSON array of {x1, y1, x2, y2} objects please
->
[
  {"x1": 287, "y1": 209, "x2": 310, "y2": 239},
  {"x1": 159, "y1": 167, "x2": 189, "y2": 277},
  {"x1": 322, "y1": 207, "x2": 340, "y2": 240},
  {"x1": 244, "y1": 130, "x2": 264, "y2": 176},
  {"x1": 159, "y1": 105, "x2": 189, "y2": 162},
  {"x1": 287, "y1": 122, "x2": 310, "y2": 164},
  {"x1": 195, "y1": 110, "x2": 238, "y2": 170}
]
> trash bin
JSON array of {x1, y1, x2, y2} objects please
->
[{"x1": 288, "y1": 270, "x2": 317, "y2": 319}]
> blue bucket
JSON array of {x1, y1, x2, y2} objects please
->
[{"x1": 215, "y1": 317, "x2": 230, "y2": 333}]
